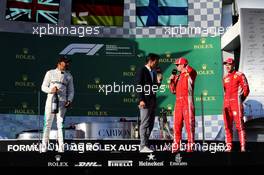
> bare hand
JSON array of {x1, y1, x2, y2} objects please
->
[
  {"x1": 157, "y1": 73, "x2": 163, "y2": 83},
  {"x1": 65, "y1": 101, "x2": 71, "y2": 108},
  {"x1": 139, "y1": 101, "x2": 145, "y2": 108},
  {"x1": 169, "y1": 75, "x2": 175, "y2": 80}
]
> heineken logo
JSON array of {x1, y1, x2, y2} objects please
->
[{"x1": 202, "y1": 64, "x2": 207, "y2": 70}]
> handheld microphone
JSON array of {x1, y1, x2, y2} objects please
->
[
  {"x1": 156, "y1": 66, "x2": 163, "y2": 83},
  {"x1": 172, "y1": 69, "x2": 177, "y2": 75}
]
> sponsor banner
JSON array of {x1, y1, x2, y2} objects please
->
[
  {"x1": 0, "y1": 144, "x2": 264, "y2": 167},
  {"x1": 1, "y1": 140, "x2": 233, "y2": 153}
]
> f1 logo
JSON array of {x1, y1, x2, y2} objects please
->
[{"x1": 60, "y1": 44, "x2": 103, "y2": 55}]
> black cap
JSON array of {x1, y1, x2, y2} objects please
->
[{"x1": 57, "y1": 57, "x2": 71, "y2": 63}]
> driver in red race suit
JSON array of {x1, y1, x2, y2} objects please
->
[
  {"x1": 223, "y1": 58, "x2": 250, "y2": 152},
  {"x1": 169, "y1": 57, "x2": 197, "y2": 153}
]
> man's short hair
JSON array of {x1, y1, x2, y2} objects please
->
[
  {"x1": 57, "y1": 57, "x2": 71, "y2": 64},
  {"x1": 146, "y1": 53, "x2": 160, "y2": 63}
]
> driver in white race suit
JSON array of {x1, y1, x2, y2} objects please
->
[{"x1": 41, "y1": 57, "x2": 74, "y2": 153}]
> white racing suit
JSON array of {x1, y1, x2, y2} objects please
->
[{"x1": 41, "y1": 68, "x2": 74, "y2": 152}]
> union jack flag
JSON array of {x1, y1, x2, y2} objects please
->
[{"x1": 5, "y1": 0, "x2": 60, "y2": 24}]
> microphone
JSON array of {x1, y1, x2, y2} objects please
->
[
  {"x1": 172, "y1": 69, "x2": 177, "y2": 75},
  {"x1": 156, "y1": 66, "x2": 163, "y2": 83}
]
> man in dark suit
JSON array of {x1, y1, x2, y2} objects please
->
[{"x1": 136, "y1": 53, "x2": 162, "y2": 153}]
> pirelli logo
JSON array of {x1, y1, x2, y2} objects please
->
[
  {"x1": 60, "y1": 44, "x2": 103, "y2": 55},
  {"x1": 108, "y1": 160, "x2": 133, "y2": 167}
]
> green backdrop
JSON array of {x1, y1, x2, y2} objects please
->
[{"x1": 0, "y1": 32, "x2": 223, "y2": 117}]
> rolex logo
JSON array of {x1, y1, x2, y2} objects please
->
[
  {"x1": 22, "y1": 74, "x2": 28, "y2": 81},
  {"x1": 202, "y1": 90, "x2": 208, "y2": 96},
  {"x1": 55, "y1": 155, "x2": 61, "y2": 162},
  {"x1": 131, "y1": 92, "x2": 136, "y2": 98},
  {"x1": 22, "y1": 48, "x2": 29, "y2": 54},
  {"x1": 201, "y1": 38, "x2": 206, "y2": 44},
  {"x1": 22, "y1": 102, "x2": 28, "y2": 109},
  {"x1": 202, "y1": 64, "x2": 207, "y2": 70},
  {"x1": 94, "y1": 78, "x2": 100, "y2": 84},
  {"x1": 165, "y1": 52, "x2": 171, "y2": 58},
  {"x1": 167, "y1": 78, "x2": 171, "y2": 84},
  {"x1": 130, "y1": 65, "x2": 136, "y2": 72},
  {"x1": 95, "y1": 104, "x2": 101, "y2": 111}
]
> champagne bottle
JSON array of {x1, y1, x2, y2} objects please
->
[
  {"x1": 134, "y1": 124, "x2": 139, "y2": 139},
  {"x1": 51, "y1": 92, "x2": 59, "y2": 114}
]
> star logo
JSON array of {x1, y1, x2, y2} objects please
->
[{"x1": 147, "y1": 153, "x2": 155, "y2": 161}]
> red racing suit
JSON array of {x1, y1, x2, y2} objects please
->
[
  {"x1": 169, "y1": 65, "x2": 197, "y2": 150},
  {"x1": 223, "y1": 71, "x2": 250, "y2": 149}
]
